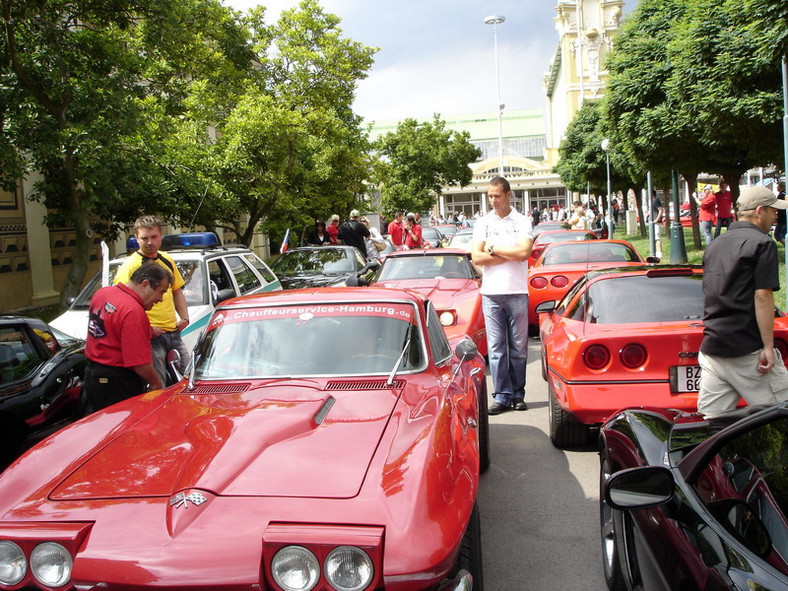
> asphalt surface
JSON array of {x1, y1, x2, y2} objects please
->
[{"x1": 478, "y1": 338, "x2": 608, "y2": 590}]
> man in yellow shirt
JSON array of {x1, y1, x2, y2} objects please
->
[{"x1": 114, "y1": 216, "x2": 190, "y2": 386}]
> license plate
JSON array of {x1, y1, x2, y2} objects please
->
[{"x1": 670, "y1": 365, "x2": 701, "y2": 393}]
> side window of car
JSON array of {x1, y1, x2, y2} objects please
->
[
  {"x1": 0, "y1": 327, "x2": 40, "y2": 385},
  {"x1": 208, "y1": 259, "x2": 234, "y2": 298},
  {"x1": 691, "y1": 417, "x2": 788, "y2": 572},
  {"x1": 244, "y1": 254, "x2": 276, "y2": 284},
  {"x1": 425, "y1": 302, "x2": 452, "y2": 365},
  {"x1": 225, "y1": 256, "x2": 262, "y2": 295}
]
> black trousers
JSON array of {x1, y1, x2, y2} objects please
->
[{"x1": 84, "y1": 361, "x2": 147, "y2": 414}]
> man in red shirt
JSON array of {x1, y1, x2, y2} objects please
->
[
  {"x1": 697, "y1": 184, "x2": 717, "y2": 246},
  {"x1": 713, "y1": 180, "x2": 734, "y2": 238},
  {"x1": 404, "y1": 212, "x2": 423, "y2": 249},
  {"x1": 387, "y1": 212, "x2": 404, "y2": 247},
  {"x1": 84, "y1": 264, "x2": 171, "y2": 413}
]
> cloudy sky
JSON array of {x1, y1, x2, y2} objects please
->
[{"x1": 225, "y1": 0, "x2": 636, "y2": 124}]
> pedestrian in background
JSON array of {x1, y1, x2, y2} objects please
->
[
  {"x1": 713, "y1": 180, "x2": 734, "y2": 238},
  {"x1": 338, "y1": 209, "x2": 370, "y2": 258},
  {"x1": 387, "y1": 212, "x2": 404, "y2": 247},
  {"x1": 472, "y1": 176, "x2": 533, "y2": 414},
  {"x1": 651, "y1": 190, "x2": 664, "y2": 258},
  {"x1": 775, "y1": 181, "x2": 786, "y2": 246},
  {"x1": 697, "y1": 186, "x2": 788, "y2": 419},
  {"x1": 696, "y1": 184, "x2": 717, "y2": 247},
  {"x1": 403, "y1": 212, "x2": 423, "y2": 248},
  {"x1": 306, "y1": 220, "x2": 331, "y2": 246},
  {"x1": 84, "y1": 264, "x2": 171, "y2": 412},
  {"x1": 360, "y1": 216, "x2": 385, "y2": 260},
  {"x1": 326, "y1": 214, "x2": 340, "y2": 244}
]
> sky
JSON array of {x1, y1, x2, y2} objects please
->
[{"x1": 225, "y1": 0, "x2": 635, "y2": 125}]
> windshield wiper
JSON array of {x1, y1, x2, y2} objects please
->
[{"x1": 387, "y1": 323, "x2": 413, "y2": 386}]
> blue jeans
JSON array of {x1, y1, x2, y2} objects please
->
[
  {"x1": 482, "y1": 294, "x2": 529, "y2": 405},
  {"x1": 700, "y1": 220, "x2": 714, "y2": 247}
]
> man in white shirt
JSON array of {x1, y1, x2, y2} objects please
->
[{"x1": 472, "y1": 176, "x2": 534, "y2": 414}]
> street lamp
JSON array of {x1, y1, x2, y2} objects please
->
[
  {"x1": 600, "y1": 138, "x2": 613, "y2": 238},
  {"x1": 484, "y1": 15, "x2": 505, "y2": 176}
]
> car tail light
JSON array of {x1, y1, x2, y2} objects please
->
[
  {"x1": 620, "y1": 344, "x2": 648, "y2": 369},
  {"x1": 550, "y1": 275, "x2": 569, "y2": 288},
  {"x1": 530, "y1": 277, "x2": 548, "y2": 289},
  {"x1": 583, "y1": 345, "x2": 610, "y2": 370},
  {"x1": 776, "y1": 339, "x2": 787, "y2": 361}
]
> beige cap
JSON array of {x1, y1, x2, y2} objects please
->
[
  {"x1": 350, "y1": 209, "x2": 360, "y2": 218},
  {"x1": 737, "y1": 186, "x2": 788, "y2": 211}
]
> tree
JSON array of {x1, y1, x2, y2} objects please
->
[
  {"x1": 374, "y1": 115, "x2": 482, "y2": 216},
  {"x1": 0, "y1": 0, "x2": 252, "y2": 306},
  {"x1": 169, "y1": 1, "x2": 377, "y2": 247}
]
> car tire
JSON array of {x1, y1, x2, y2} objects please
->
[
  {"x1": 600, "y1": 452, "x2": 626, "y2": 591},
  {"x1": 548, "y1": 381, "x2": 589, "y2": 448},
  {"x1": 478, "y1": 380, "x2": 491, "y2": 474},
  {"x1": 458, "y1": 502, "x2": 484, "y2": 590}
]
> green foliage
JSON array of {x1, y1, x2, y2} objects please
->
[{"x1": 374, "y1": 115, "x2": 481, "y2": 216}]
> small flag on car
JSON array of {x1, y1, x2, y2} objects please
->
[{"x1": 280, "y1": 229, "x2": 290, "y2": 254}]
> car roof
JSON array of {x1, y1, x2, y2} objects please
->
[
  {"x1": 218, "y1": 285, "x2": 427, "y2": 309},
  {"x1": 112, "y1": 244, "x2": 258, "y2": 263},
  {"x1": 383, "y1": 248, "x2": 469, "y2": 258},
  {"x1": 583, "y1": 264, "x2": 702, "y2": 281}
]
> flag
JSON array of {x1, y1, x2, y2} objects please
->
[{"x1": 280, "y1": 229, "x2": 290, "y2": 254}]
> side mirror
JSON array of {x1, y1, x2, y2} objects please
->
[
  {"x1": 605, "y1": 466, "x2": 674, "y2": 510},
  {"x1": 535, "y1": 301, "x2": 557, "y2": 315},
  {"x1": 166, "y1": 348, "x2": 183, "y2": 383},
  {"x1": 645, "y1": 256, "x2": 661, "y2": 264},
  {"x1": 215, "y1": 288, "x2": 235, "y2": 304},
  {"x1": 454, "y1": 338, "x2": 478, "y2": 363}
]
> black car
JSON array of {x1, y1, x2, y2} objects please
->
[
  {"x1": 0, "y1": 316, "x2": 87, "y2": 469},
  {"x1": 271, "y1": 246, "x2": 380, "y2": 289},
  {"x1": 600, "y1": 403, "x2": 788, "y2": 590}
]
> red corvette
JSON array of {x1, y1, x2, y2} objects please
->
[
  {"x1": 0, "y1": 288, "x2": 488, "y2": 591},
  {"x1": 529, "y1": 229, "x2": 597, "y2": 264},
  {"x1": 537, "y1": 265, "x2": 788, "y2": 448},
  {"x1": 527, "y1": 240, "x2": 652, "y2": 331},
  {"x1": 373, "y1": 248, "x2": 487, "y2": 356}
]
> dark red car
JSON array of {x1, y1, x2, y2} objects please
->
[{"x1": 0, "y1": 288, "x2": 488, "y2": 590}]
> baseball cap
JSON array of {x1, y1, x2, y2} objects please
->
[
  {"x1": 349, "y1": 209, "x2": 360, "y2": 218},
  {"x1": 737, "y1": 186, "x2": 788, "y2": 211},
  {"x1": 703, "y1": 184, "x2": 712, "y2": 191}
]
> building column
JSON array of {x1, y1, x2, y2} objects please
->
[{"x1": 22, "y1": 172, "x2": 60, "y2": 305}]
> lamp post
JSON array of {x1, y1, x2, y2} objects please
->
[
  {"x1": 484, "y1": 15, "x2": 505, "y2": 176},
  {"x1": 600, "y1": 138, "x2": 613, "y2": 238}
]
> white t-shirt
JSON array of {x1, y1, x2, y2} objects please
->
[{"x1": 473, "y1": 208, "x2": 533, "y2": 295}]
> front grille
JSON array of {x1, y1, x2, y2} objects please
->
[{"x1": 325, "y1": 380, "x2": 404, "y2": 391}]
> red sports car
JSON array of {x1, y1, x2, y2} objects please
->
[
  {"x1": 0, "y1": 288, "x2": 488, "y2": 590},
  {"x1": 537, "y1": 265, "x2": 788, "y2": 448},
  {"x1": 527, "y1": 240, "x2": 653, "y2": 331},
  {"x1": 373, "y1": 248, "x2": 487, "y2": 356},
  {"x1": 529, "y1": 229, "x2": 597, "y2": 264}
]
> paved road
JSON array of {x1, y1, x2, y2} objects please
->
[{"x1": 479, "y1": 339, "x2": 608, "y2": 590}]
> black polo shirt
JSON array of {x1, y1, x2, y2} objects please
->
[{"x1": 701, "y1": 220, "x2": 780, "y2": 357}]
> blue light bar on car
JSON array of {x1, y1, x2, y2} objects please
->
[{"x1": 161, "y1": 232, "x2": 221, "y2": 249}]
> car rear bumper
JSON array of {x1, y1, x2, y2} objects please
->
[{"x1": 548, "y1": 371, "x2": 699, "y2": 426}]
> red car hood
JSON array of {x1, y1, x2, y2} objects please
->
[
  {"x1": 377, "y1": 278, "x2": 479, "y2": 305},
  {"x1": 50, "y1": 381, "x2": 401, "y2": 501}
]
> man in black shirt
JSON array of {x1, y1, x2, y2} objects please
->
[
  {"x1": 698, "y1": 186, "x2": 788, "y2": 418},
  {"x1": 338, "y1": 209, "x2": 370, "y2": 258}
]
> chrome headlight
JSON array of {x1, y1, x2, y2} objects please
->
[
  {"x1": 439, "y1": 311, "x2": 456, "y2": 326},
  {"x1": 271, "y1": 546, "x2": 319, "y2": 591},
  {"x1": 0, "y1": 541, "x2": 26, "y2": 585},
  {"x1": 324, "y1": 546, "x2": 373, "y2": 591},
  {"x1": 30, "y1": 542, "x2": 72, "y2": 587}
]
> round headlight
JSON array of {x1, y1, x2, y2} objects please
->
[
  {"x1": 271, "y1": 546, "x2": 319, "y2": 591},
  {"x1": 324, "y1": 546, "x2": 373, "y2": 591},
  {"x1": 30, "y1": 542, "x2": 72, "y2": 587},
  {"x1": 439, "y1": 311, "x2": 456, "y2": 327},
  {"x1": 0, "y1": 541, "x2": 27, "y2": 585}
]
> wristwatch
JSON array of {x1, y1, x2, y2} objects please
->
[{"x1": 487, "y1": 244, "x2": 495, "y2": 255}]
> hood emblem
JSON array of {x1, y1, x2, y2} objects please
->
[{"x1": 169, "y1": 491, "x2": 207, "y2": 508}]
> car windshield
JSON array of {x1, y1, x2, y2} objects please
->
[
  {"x1": 585, "y1": 274, "x2": 703, "y2": 323},
  {"x1": 70, "y1": 259, "x2": 207, "y2": 308},
  {"x1": 194, "y1": 302, "x2": 424, "y2": 378},
  {"x1": 542, "y1": 243, "x2": 639, "y2": 265},
  {"x1": 272, "y1": 249, "x2": 354, "y2": 275},
  {"x1": 377, "y1": 255, "x2": 475, "y2": 280}
]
